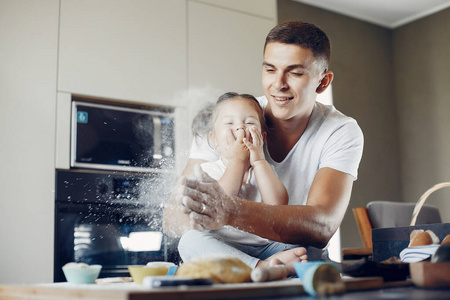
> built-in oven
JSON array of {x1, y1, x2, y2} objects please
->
[
  {"x1": 54, "y1": 169, "x2": 180, "y2": 282},
  {"x1": 54, "y1": 95, "x2": 179, "y2": 282}
]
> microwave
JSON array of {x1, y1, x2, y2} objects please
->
[{"x1": 71, "y1": 98, "x2": 175, "y2": 173}]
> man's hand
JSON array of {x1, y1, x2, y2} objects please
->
[{"x1": 180, "y1": 165, "x2": 235, "y2": 231}]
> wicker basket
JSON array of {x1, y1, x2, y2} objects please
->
[
  {"x1": 410, "y1": 182, "x2": 450, "y2": 226},
  {"x1": 371, "y1": 182, "x2": 450, "y2": 262}
]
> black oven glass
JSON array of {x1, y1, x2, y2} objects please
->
[{"x1": 54, "y1": 170, "x2": 179, "y2": 282}]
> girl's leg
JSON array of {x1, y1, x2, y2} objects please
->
[{"x1": 177, "y1": 230, "x2": 260, "y2": 267}]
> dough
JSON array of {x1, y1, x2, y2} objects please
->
[
  {"x1": 409, "y1": 229, "x2": 440, "y2": 247},
  {"x1": 441, "y1": 234, "x2": 450, "y2": 245},
  {"x1": 176, "y1": 255, "x2": 252, "y2": 283},
  {"x1": 63, "y1": 262, "x2": 90, "y2": 269},
  {"x1": 145, "y1": 262, "x2": 175, "y2": 268}
]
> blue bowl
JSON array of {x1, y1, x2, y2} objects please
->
[{"x1": 62, "y1": 264, "x2": 102, "y2": 284}]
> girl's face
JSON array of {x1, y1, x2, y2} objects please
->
[{"x1": 209, "y1": 97, "x2": 264, "y2": 152}]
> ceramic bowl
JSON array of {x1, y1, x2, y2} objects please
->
[
  {"x1": 128, "y1": 265, "x2": 171, "y2": 284},
  {"x1": 62, "y1": 264, "x2": 102, "y2": 284}
]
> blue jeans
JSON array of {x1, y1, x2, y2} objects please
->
[{"x1": 178, "y1": 230, "x2": 325, "y2": 268}]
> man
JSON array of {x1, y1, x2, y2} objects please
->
[{"x1": 163, "y1": 21, "x2": 363, "y2": 274}]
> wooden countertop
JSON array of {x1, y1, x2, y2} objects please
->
[{"x1": 0, "y1": 277, "x2": 399, "y2": 300}]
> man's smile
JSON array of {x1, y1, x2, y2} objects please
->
[{"x1": 272, "y1": 95, "x2": 294, "y2": 103}]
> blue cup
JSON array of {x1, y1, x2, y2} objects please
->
[{"x1": 293, "y1": 262, "x2": 344, "y2": 297}]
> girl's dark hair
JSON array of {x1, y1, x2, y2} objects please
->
[{"x1": 191, "y1": 92, "x2": 266, "y2": 139}]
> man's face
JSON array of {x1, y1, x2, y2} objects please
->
[{"x1": 262, "y1": 42, "x2": 325, "y2": 122}]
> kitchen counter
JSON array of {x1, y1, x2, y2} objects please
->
[
  {"x1": 5, "y1": 279, "x2": 305, "y2": 300},
  {"x1": 0, "y1": 277, "x2": 427, "y2": 300}
]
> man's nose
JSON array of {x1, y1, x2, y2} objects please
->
[{"x1": 273, "y1": 74, "x2": 287, "y2": 90}]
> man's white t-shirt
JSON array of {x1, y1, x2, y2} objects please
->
[{"x1": 190, "y1": 96, "x2": 364, "y2": 207}]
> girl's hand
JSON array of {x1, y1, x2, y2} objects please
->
[
  {"x1": 244, "y1": 126, "x2": 266, "y2": 165},
  {"x1": 221, "y1": 128, "x2": 250, "y2": 166}
]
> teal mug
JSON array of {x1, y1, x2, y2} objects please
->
[{"x1": 294, "y1": 262, "x2": 345, "y2": 297}]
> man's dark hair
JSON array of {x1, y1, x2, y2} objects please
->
[{"x1": 264, "y1": 21, "x2": 331, "y2": 68}]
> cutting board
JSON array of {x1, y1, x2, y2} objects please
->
[{"x1": 0, "y1": 277, "x2": 387, "y2": 300}]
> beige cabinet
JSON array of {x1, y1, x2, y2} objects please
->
[
  {"x1": 2, "y1": 0, "x2": 278, "y2": 285},
  {"x1": 188, "y1": 0, "x2": 276, "y2": 97},
  {"x1": 57, "y1": 0, "x2": 277, "y2": 173},
  {"x1": 0, "y1": 0, "x2": 59, "y2": 284},
  {"x1": 58, "y1": 0, "x2": 187, "y2": 106},
  {"x1": 184, "y1": 0, "x2": 277, "y2": 161}
]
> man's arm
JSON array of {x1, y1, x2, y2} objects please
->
[
  {"x1": 162, "y1": 158, "x2": 207, "y2": 237},
  {"x1": 182, "y1": 167, "x2": 353, "y2": 248}
]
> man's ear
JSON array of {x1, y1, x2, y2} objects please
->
[
  {"x1": 262, "y1": 131, "x2": 267, "y2": 143},
  {"x1": 316, "y1": 70, "x2": 334, "y2": 94}
]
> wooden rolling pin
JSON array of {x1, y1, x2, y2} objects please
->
[{"x1": 251, "y1": 265, "x2": 289, "y2": 282}]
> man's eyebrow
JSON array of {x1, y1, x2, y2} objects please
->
[
  {"x1": 262, "y1": 62, "x2": 274, "y2": 68},
  {"x1": 262, "y1": 62, "x2": 306, "y2": 70}
]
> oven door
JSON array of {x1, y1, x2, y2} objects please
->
[{"x1": 54, "y1": 201, "x2": 179, "y2": 282}]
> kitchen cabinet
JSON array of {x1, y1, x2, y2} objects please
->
[
  {"x1": 57, "y1": 0, "x2": 190, "y2": 173},
  {"x1": 0, "y1": 0, "x2": 59, "y2": 284},
  {"x1": 56, "y1": 0, "x2": 277, "y2": 174},
  {"x1": 185, "y1": 0, "x2": 276, "y2": 151},
  {"x1": 188, "y1": 0, "x2": 276, "y2": 96},
  {"x1": 58, "y1": 0, "x2": 187, "y2": 107},
  {"x1": 1, "y1": 0, "x2": 279, "y2": 285}
]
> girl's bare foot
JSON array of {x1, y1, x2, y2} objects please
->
[{"x1": 256, "y1": 247, "x2": 308, "y2": 275}]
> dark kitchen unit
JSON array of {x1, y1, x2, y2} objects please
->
[
  {"x1": 54, "y1": 169, "x2": 180, "y2": 282},
  {"x1": 54, "y1": 96, "x2": 180, "y2": 282}
]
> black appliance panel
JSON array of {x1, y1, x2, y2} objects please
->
[{"x1": 54, "y1": 170, "x2": 179, "y2": 282}]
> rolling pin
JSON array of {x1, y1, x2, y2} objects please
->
[{"x1": 251, "y1": 265, "x2": 289, "y2": 282}]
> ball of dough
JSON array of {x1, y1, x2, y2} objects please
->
[
  {"x1": 176, "y1": 255, "x2": 252, "y2": 283},
  {"x1": 145, "y1": 262, "x2": 175, "y2": 268},
  {"x1": 409, "y1": 229, "x2": 440, "y2": 247},
  {"x1": 441, "y1": 234, "x2": 450, "y2": 245}
]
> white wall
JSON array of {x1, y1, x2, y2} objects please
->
[{"x1": 0, "y1": 0, "x2": 59, "y2": 284}]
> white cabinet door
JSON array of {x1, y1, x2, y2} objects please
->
[
  {"x1": 58, "y1": 0, "x2": 187, "y2": 106},
  {"x1": 0, "y1": 0, "x2": 59, "y2": 284},
  {"x1": 188, "y1": 1, "x2": 276, "y2": 99},
  {"x1": 177, "y1": 0, "x2": 276, "y2": 173}
]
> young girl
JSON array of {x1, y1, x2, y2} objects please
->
[
  {"x1": 178, "y1": 92, "x2": 307, "y2": 268},
  {"x1": 203, "y1": 92, "x2": 288, "y2": 202}
]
